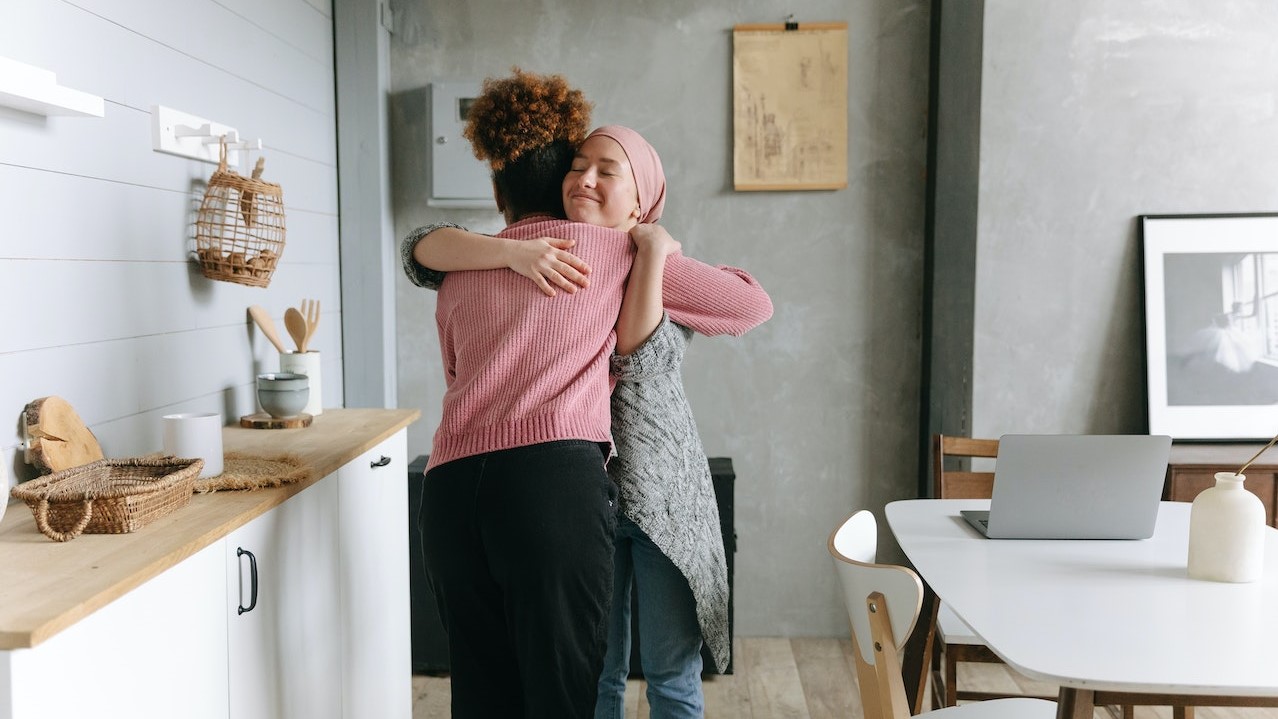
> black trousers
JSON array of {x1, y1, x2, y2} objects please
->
[{"x1": 419, "y1": 440, "x2": 618, "y2": 719}]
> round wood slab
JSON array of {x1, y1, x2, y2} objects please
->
[
  {"x1": 239, "y1": 412, "x2": 313, "y2": 429},
  {"x1": 22, "y1": 396, "x2": 105, "y2": 473}
]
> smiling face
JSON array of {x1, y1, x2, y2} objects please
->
[{"x1": 562, "y1": 135, "x2": 641, "y2": 230}]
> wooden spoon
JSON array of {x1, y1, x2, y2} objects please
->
[
  {"x1": 284, "y1": 307, "x2": 308, "y2": 353},
  {"x1": 248, "y1": 305, "x2": 288, "y2": 354}
]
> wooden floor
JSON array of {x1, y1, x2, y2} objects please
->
[{"x1": 412, "y1": 637, "x2": 1278, "y2": 718}]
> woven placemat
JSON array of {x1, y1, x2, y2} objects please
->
[{"x1": 194, "y1": 452, "x2": 313, "y2": 493}]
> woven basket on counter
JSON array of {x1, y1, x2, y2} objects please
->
[
  {"x1": 194, "y1": 138, "x2": 286, "y2": 288},
  {"x1": 10, "y1": 456, "x2": 202, "y2": 542}
]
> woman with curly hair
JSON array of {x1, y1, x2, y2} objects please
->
[
  {"x1": 407, "y1": 69, "x2": 622, "y2": 719},
  {"x1": 404, "y1": 72, "x2": 771, "y2": 718}
]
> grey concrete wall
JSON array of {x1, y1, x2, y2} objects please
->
[
  {"x1": 970, "y1": 1, "x2": 1278, "y2": 437},
  {"x1": 388, "y1": 0, "x2": 930, "y2": 636}
]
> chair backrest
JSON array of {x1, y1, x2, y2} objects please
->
[
  {"x1": 827, "y1": 510, "x2": 925, "y2": 719},
  {"x1": 933, "y1": 434, "x2": 999, "y2": 499}
]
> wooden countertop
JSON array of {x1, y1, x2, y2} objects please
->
[{"x1": 0, "y1": 408, "x2": 419, "y2": 650}]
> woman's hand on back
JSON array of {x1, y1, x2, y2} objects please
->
[
  {"x1": 628, "y1": 224, "x2": 681, "y2": 260},
  {"x1": 507, "y1": 237, "x2": 592, "y2": 296}
]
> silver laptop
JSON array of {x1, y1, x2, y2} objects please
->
[{"x1": 960, "y1": 434, "x2": 1172, "y2": 539}]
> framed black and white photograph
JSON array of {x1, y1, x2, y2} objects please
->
[{"x1": 1143, "y1": 213, "x2": 1278, "y2": 440}]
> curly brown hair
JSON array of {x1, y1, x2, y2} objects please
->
[{"x1": 463, "y1": 68, "x2": 592, "y2": 171}]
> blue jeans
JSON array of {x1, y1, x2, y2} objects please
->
[{"x1": 595, "y1": 516, "x2": 704, "y2": 719}]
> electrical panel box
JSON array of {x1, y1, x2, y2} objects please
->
[{"x1": 428, "y1": 81, "x2": 496, "y2": 208}]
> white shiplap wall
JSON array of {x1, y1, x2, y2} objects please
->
[{"x1": 0, "y1": 0, "x2": 341, "y2": 488}]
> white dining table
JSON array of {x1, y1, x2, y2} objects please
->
[{"x1": 885, "y1": 499, "x2": 1278, "y2": 719}]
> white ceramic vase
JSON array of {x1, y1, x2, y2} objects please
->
[{"x1": 1187, "y1": 472, "x2": 1266, "y2": 582}]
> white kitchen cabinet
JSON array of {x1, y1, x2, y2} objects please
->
[
  {"x1": 223, "y1": 428, "x2": 410, "y2": 718},
  {"x1": 227, "y1": 475, "x2": 341, "y2": 719},
  {"x1": 337, "y1": 430, "x2": 410, "y2": 718},
  {"x1": 0, "y1": 541, "x2": 229, "y2": 719},
  {"x1": 0, "y1": 418, "x2": 414, "y2": 719}
]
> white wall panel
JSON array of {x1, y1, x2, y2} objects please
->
[
  {"x1": 0, "y1": 0, "x2": 340, "y2": 493},
  {"x1": 0, "y1": 165, "x2": 339, "y2": 265},
  {"x1": 0, "y1": 164, "x2": 193, "y2": 262},
  {"x1": 0, "y1": 105, "x2": 336, "y2": 214},
  {"x1": 1, "y1": 260, "x2": 339, "y2": 353},
  {"x1": 214, "y1": 0, "x2": 335, "y2": 66},
  {"x1": 67, "y1": 0, "x2": 333, "y2": 112},
  {"x1": 301, "y1": 0, "x2": 331, "y2": 19},
  {"x1": 1, "y1": 0, "x2": 336, "y2": 165},
  {"x1": 0, "y1": 319, "x2": 344, "y2": 469}
]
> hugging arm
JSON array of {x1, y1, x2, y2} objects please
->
[
  {"x1": 611, "y1": 314, "x2": 690, "y2": 381},
  {"x1": 660, "y1": 254, "x2": 773, "y2": 337},
  {"x1": 400, "y1": 223, "x2": 458, "y2": 290},
  {"x1": 399, "y1": 223, "x2": 592, "y2": 296},
  {"x1": 615, "y1": 224, "x2": 682, "y2": 355}
]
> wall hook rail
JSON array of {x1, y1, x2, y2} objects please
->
[{"x1": 151, "y1": 104, "x2": 262, "y2": 166}]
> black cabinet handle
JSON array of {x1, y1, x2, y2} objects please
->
[
  {"x1": 237, "y1": 547, "x2": 258, "y2": 615},
  {"x1": 370, "y1": 455, "x2": 391, "y2": 468}
]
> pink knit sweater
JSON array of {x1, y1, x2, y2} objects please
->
[{"x1": 427, "y1": 217, "x2": 772, "y2": 469}]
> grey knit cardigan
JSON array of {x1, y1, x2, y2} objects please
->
[{"x1": 608, "y1": 315, "x2": 731, "y2": 672}]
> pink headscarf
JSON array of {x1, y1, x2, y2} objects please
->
[{"x1": 584, "y1": 125, "x2": 666, "y2": 223}]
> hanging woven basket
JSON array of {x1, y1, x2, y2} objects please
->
[{"x1": 194, "y1": 139, "x2": 286, "y2": 288}]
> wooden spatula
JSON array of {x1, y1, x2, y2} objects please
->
[{"x1": 248, "y1": 305, "x2": 288, "y2": 354}]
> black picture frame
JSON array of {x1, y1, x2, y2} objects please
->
[{"x1": 1142, "y1": 213, "x2": 1278, "y2": 440}]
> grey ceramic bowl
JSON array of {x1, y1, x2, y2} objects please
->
[{"x1": 257, "y1": 372, "x2": 310, "y2": 418}]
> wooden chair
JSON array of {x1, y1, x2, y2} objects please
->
[
  {"x1": 929, "y1": 435, "x2": 1033, "y2": 709},
  {"x1": 827, "y1": 509, "x2": 1057, "y2": 719}
]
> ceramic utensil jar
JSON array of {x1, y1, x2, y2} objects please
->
[{"x1": 278, "y1": 351, "x2": 322, "y2": 416}]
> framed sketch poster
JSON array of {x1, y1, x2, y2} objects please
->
[
  {"x1": 732, "y1": 22, "x2": 847, "y2": 191},
  {"x1": 1142, "y1": 213, "x2": 1278, "y2": 440}
]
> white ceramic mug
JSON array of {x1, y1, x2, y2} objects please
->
[
  {"x1": 279, "y1": 351, "x2": 322, "y2": 416},
  {"x1": 162, "y1": 412, "x2": 224, "y2": 478}
]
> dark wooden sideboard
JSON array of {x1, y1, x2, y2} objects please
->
[{"x1": 1165, "y1": 443, "x2": 1278, "y2": 527}]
